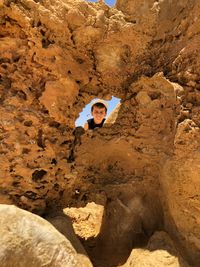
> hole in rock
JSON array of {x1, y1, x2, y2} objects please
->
[
  {"x1": 32, "y1": 169, "x2": 47, "y2": 182},
  {"x1": 86, "y1": 0, "x2": 116, "y2": 6},
  {"x1": 51, "y1": 158, "x2": 57, "y2": 165},
  {"x1": 75, "y1": 96, "x2": 121, "y2": 129}
]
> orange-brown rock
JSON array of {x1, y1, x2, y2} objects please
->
[{"x1": 1, "y1": 0, "x2": 200, "y2": 266}]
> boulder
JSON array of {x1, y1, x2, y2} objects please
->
[{"x1": 0, "y1": 204, "x2": 92, "y2": 267}]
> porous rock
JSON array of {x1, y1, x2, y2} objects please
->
[{"x1": 1, "y1": 0, "x2": 200, "y2": 266}]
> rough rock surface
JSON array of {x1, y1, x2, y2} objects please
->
[
  {"x1": 85, "y1": 194, "x2": 164, "y2": 266},
  {"x1": 45, "y1": 211, "x2": 93, "y2": 267},
  {"x1": 120, "y1": 231, "x2": 189, "y2": 267},
  {"x1": 0, "y1": 204, "x2": 91, "y2": 267},
  {"x1": 0, "y1": 0, "x2": 200, "y2": 266}
]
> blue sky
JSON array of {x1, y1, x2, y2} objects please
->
[
  {"x1": 86, "y1": 0, "x2": 116, "y2": 6},
  {"x1": 75, "y1": 96, "x2": 120, "y2": 126}
]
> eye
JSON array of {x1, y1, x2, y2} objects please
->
[{"x1": 94, "y1": 111, "x2": 104, "y2": 115}]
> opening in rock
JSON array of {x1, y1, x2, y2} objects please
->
[
  {"x1": 63, "y1": 193, "x2": 163, "y2": 267},
  {"x1": 86, "y1": 0, "x2": 116, "y2": 6},
  {"x1": 75, "y1": 96, "x2": 121, "y2": 128}
]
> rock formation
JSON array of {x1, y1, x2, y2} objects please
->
[
  {"x1": 0, "y1": 204, "x2": 92, "y2": 267},
  {"x1": 0, "y1": 0, "x2": 200, "y2": 266},
  {"x1": 120, "y1": 231, "x2": 189, "y2": 267},
  {"x1": 45, "y1": 211, "x2": 93, "y2": 266}
]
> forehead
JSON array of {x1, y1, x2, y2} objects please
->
[{"x1": 92, "y1": 106, "x2": 106, "y2": 111}]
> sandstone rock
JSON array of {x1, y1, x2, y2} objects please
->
[
  {"x1": 120, "y1": 231, "x2": 190, "y2": 267},
  {"x1": 160, "y1": 148, "x2": 200, "y2": 265},
  {"x1": 0, "y1": 0, "x2": 155, "y2": 211},
  {"x1": 39, "y1": 79, "x2": 79, "y2": 124},
  {"x1": 136, "y1": 91, "x2": 151, "y2": 106},
  {"x1": 83, "y1": 194, "x2": 163, "y2": 267},
  {"x1": 46, "y1": 212, "x2": 93, "y2": 267},
  {"x1": 105, "y1": 102, "x2": 121, "y2": 124},
  {"x1": 64, "y1": 202, "x2": 104, "y2": 240},
  {"x1": 1, "y1": 0, "x2": 200, "y2": 266},
  {"x1": 0, "y1": 204, "x2": 91, "y2": 267}
]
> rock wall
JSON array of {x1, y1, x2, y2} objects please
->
[
  {"x1": 0, "y1": 0, "x2": 155, "y2": 212},
  {"x1": 0, "y1": 0, "x2": 200, "y2": 266}
]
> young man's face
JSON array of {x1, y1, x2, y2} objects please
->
[{"x1": 92, "y1": 106, "x2": 107, "y2": 124}]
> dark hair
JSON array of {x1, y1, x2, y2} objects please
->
[{"x1": 91, "y1": 102, "x2": 107, "y2": 112}]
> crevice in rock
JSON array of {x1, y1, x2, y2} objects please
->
[{"x1": 83, "y1": 193, "x2": 163, "y2": 267}]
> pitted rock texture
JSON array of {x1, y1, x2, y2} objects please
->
[
  {"x1": 0, "y1": 0, "x2": 155, "y2": 212},
  {"x1": 0, "y1": 0, "x2": 200, "y2": 266}
]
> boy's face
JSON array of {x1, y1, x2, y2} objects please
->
[{"x1": 92, "y1": 106, "x2": 107, "y2": 124}]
